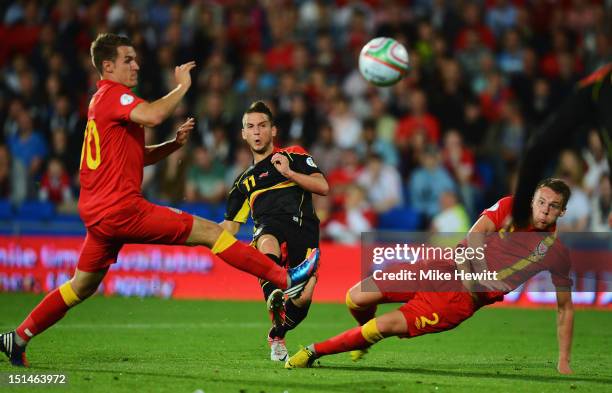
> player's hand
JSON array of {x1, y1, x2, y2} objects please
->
[
  {"x1": 175, "y1": 61, "x2": 196, "y2": 89},
  {"x1": 174, "y1": 117, "x2": 194, "y2": 146},
  {"x1": 557, "y1": 359, "x2": 573, "y2": 374},
  {"x1": 272, "y1": 153, "x2": 294, "y2": 178}
]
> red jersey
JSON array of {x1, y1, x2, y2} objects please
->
[
  {"x1": 78, "y1": 80, "x2": 145, "y2": 227},
  {"x1": 474, "y1": 196, "x2": 572, "y2": 305}
]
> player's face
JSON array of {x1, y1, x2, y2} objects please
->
[
  {"x1": 108, "y1": 46, "x2": 139, "y2": 88},
  {"x1": 242, "y1": 112, "x2": 277, "y2": 154},
  {"x1": 531, "y1": 187, "x2": 566, "y2": 230}
]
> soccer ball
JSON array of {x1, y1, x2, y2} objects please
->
[{"x1": 358, "y1": 37, "x2": 409, "y2": 87}]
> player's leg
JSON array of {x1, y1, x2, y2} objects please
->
[
  {"x1": 285, "y1": 309, "x2": 407, "y2": 368},
  {"x1": 343, "y1": 277, "x2": 387, "y2": 361},
  {"x1": 346, "y1": 277, "x2": 385, "y2": 325},
  {"x1": 286, "y1": 291, "x2": 476, "y2": 368},
  {"x1": 125, "y1": 201, "x2": 318, "y2": 290},
  {"x1": 252, "y1": 233, "x2": 289, "y2": 361},
  {"x1": 186, "y1": 216, "x2": 297, "y2": 290},
  {"x1": 269, "y1": 225, "x2": 320, "y2": 338},
  {"x1": 274, "y1": 221, "x2": 322, "y2": 341},
  {"x1": 1, "y1": 230, "x2": 116, "y2": 367}
]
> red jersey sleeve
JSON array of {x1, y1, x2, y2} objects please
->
[
  {"x1": 480, "y1": 196, "x2": 513, "y2": 230},
  {"x1": 549, "y1": 243, "x2": 573, "y2": 289},
  {"x1": 102, "y1": 84, "x2": 145, "y2": 123}
]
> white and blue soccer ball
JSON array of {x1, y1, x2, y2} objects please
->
[{"x1": 358, "y1": 37, "x2": 409, "y2": 87}]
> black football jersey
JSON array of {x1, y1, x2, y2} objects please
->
[{"x1": 225, "y1": 146, "x2": 323, "y2": 226}]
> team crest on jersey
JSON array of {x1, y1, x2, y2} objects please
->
[
  {"x1": 306, "y1": 157, "x2": 317, "y2": 168},
  {"x1": 120, "y1": 94, "x2": 134, "y2": 106},
  {"x1": 535, "y1": 240, "x2": 549, "y2": 257},
  {"x1": 259, "y1": 171, "x2": 269, "y2": 179}
]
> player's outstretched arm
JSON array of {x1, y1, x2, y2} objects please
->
[
  {"x1": 130, "y1": 61, "x2": 196, "y2": 127},
  {"x1": 219, "y1": 220, "x2": 241, "y2": 236},
  {"x1": 144, "y1": 117, "x2": 194, "y2": 166},
  {"x1": 555, "y1": 289, "x2": 574, "y2": 374},
  {"x1": 271, "y1": 153, "x2": 329, "y2": 195}
]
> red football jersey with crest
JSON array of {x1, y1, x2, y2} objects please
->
[
  {"x1": 78, "y1": 80, "x2": 145, "y2": 227},
  {"x1": 475, "y1": 196, "x2": 572, "y2": 304}
]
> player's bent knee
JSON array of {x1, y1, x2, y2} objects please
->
[
  {"x1": 375, "y1": 311, "x2": 409, "y2": 336},
  {"x1": 71, "y1": 268, "x2": 107, "y2": 299},
  {"x1": 347, "y1": 284, "x2": 379, "y2": 310},
  {"x1": 69, "y1": 279, "x2": 98, "y2": 300}
]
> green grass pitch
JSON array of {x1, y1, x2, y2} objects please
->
[{"x1": 0, "y1": 293, "x2": 610, "y2": 393}]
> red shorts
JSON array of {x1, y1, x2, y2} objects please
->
[
  {"x1": 77, "y1": 199, "x2": 194, "y2": 272},
  {"x1": 376, "y1": 285, "x2": 477, "y2": 338}
]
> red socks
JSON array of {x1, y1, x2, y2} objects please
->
[
  {"x1": 213, "y1": 231, "x2": 288, "y2": 289},
  {"x1": 16, "y1": 287, "x2": 73, "y2": 342},
  {"x1": 313, "y1": 326, "x2": 370, "y2": 355}
]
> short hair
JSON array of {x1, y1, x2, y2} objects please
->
[
  {"x1": 90, "y1": 33, "x2": 132, "y2": 75},
  {"x1": 535, "y1": 178, "x2": 572, "y2": 209},
  {"x1": 243, "y1": 101, "x2": 274, "y2": 127}
]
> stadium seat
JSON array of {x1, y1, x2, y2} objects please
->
[
  {"x1": 0, "y1": 199, "x2": 13, "y2": 220},
  {"x1": 377, "y1": 206, "x2": 421, "y2": 231},
  {"x1": 16, "y1": 200, "x2": 56, "y2": 221}
]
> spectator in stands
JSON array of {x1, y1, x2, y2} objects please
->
[
  {"x1": 3, "y1": 98, "x2": 25, "y2": 140},
  {"x1": 461, "y1": 99, "x2": 488, "y2": 152},
  {"x1": 441, "y1": 129, "x2": 477, "y2": 218},
  {"x1": 395, "y1": 89, "x2": 440, "y2": 147},
  {"x1": 497, "y1": 29, "x2": 524, "y2": 74},
  {"x1": 326, "y1": 148, "x2": 362, "y2": 208},
  {"x1": 368, "y1": 93, "x2": 397, "y2": 144},
  {"x1": 185, "y1": 146, "x2": 226, "y2": 204},
  {"x1": 408, "y1": 144, "x2": 456, "y2": 225},
  {"x1": 430, "y1": 191, "x2": 470, "y2": 233},
  {"x1": 7, "y1": 110, "x2": 47, "y2": 197},
  {"x1": 329, "y1": 95, "x2": 362, "y2": 149},
  {"x1": 310, "y1": 122, "x2": 342, "y2": 175},
  {"x1": 582, "y1": 129, "x2": 609, "y2": 196},
  {"x1": 556, "y1": 150, "x2": 590, "y2": 232},
  {"x1": 357, "y1": 153, "x2": 403, "y2": 214},
  {"x1": 457, "y1": 29, "x2": 492, "y2": 82},
  {"x1": 431, "y1": 59, "x2": 471, "y2": 132},
  {"x1": 485, "y1": 0, "x2": 518, "y2": 38},
  {"x1": 48, "y1": 95, "x2": 80, "y2": 138},
  {"x1": 589, "y1": 173, "x2": 611, "y2": 232},
  {"x1": 454, "y1": 3, "x2": 495, "y2": 51},
  {"x1": 275, "y1": 94, "x2": 318, "y2": 148},
  {"x1": 355, "y1": 118, "x2": 398, "y2": 167},
  {"x1": 325, "y1": 184, "x2": 376, "y2": 245},
  {"x1": 39, "y1": 157, "x2": 73, "y2": 207}
]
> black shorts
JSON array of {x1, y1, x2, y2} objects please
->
[{"x1": 253, "y1": 217, "x2": 319, "y2": 268}]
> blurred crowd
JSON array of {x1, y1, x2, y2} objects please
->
[{"x1": 0, "y1": 0, "x2": 610, "y2": 240}]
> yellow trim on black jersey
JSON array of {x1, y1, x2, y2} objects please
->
[
  {"x1": 231, "y1": 198, "x2": 251, "y2": 223},
  {"x1": 496, "y1": 233, "x2": 557, "y2": 280},
  {"x1": 249, "y1": 180, "x2": 297, "y2": 208}
]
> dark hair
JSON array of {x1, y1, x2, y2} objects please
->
[
  {"x1": 535, "y1": 178, "x2": 571, "y2": 209},
  {"x1": 90, "y1": 33, "x2": 132, "y2": 75},
  {"x1": 243, "y1": 100, "x2": 274, "y2": 126}
]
